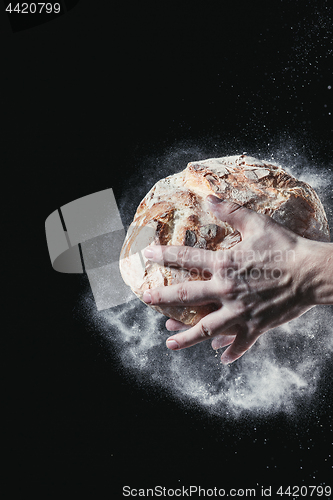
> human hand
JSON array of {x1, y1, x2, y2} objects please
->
[{"x1": 143, "y1": 195, "x2": 332, "y2": 364}]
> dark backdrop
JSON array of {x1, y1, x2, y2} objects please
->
[{"x1": 2, "y1": 0, "x2": 332, "y2": 495}]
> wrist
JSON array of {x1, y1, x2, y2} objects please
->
[{"x1": 299, "y1": 239, "x2": 333, "y2": 306}]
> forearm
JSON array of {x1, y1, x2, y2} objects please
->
[{"x1": 301, "y1": 240, "x2": 333, "y2": 306}]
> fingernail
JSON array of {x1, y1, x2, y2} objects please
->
[
  {"x1": 207, "y1": 195, "x2": 223, "y2": 205},
  {"x1": 166, "y1": 339, "x2": 179, "y2": 350},
  {"x1": 144, "y1": 247, "x2": 154, "y2": 258},
  {"x1": 143, "y1": 291, "x2": 152, "y2": 303}
]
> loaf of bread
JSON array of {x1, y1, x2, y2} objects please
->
[{"x1": 119, "y1": 155, "x2": 330, "y2": 325}]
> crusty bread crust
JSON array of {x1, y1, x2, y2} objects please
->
[{"x1": 119, "y1": 155, "x2": 330, "y2": 325}]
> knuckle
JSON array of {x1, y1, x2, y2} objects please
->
[
  {"x1": 199, "y1": 322, "x2": 213, "y2": 338},
  {"x1": 227, "y1": 202, "x2": 243, "y2": 215},
  {"x1": 177, "y1": 285, "x2": 188, "y2": 303},
  {"x1": 214, "y1": 276, "x2": 236, "y2": 297},
  {"x1": 228, "y1": 302, "x2": 248, "y2": 322}
]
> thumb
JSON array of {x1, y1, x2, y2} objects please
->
[{"x1": 206, "y1": 195, "x2": 265, "y2": 237}]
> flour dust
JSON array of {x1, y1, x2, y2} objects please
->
[{"x1": 78, "y1": 138, "x2": 333, "y2": 418}]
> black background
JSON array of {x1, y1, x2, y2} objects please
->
[{"x1": 2, "y1": 0, "x2": 332, "y2": 495}]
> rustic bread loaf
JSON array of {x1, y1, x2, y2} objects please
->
[{"x1": 119, "y1": 155, "x2": 330, "y2": 325}]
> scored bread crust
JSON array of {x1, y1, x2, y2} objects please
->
[{"x1": 119, "y1": 155, "x2": 330, "y2": 326}]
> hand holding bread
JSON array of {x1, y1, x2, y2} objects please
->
[
  {"x1": 119, "y1": 155, "x2": 332, "y2": 363},
  {"x1": 142, "y1": 196, "x2": 333, "y2": 364}
]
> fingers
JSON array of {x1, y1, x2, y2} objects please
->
[
  {"x1": 165, "y1": 318, "x2": 189, "y2": 331},
  {"x1": 220, "y1": 330, "x2": 261, "y2": 364},
  {"x1": 142, "y1": 280, "x2": 219, "y2": 307},
  {"x1": 165, "y1": 307, "x2": 238, "y2": 351},
  {"x1": 163, "y1": 299, "x2": 262, "y2": 364},
  {"x1": 207, "y1": 195, "x2": 267, "y2": 238},
  {"x1": 144, "y1": 245, "x2": 215, "y2": 274},
  {"x1": 211, "y1": 334, "x2": 235, "y2": 349},
  {"x1": 211, "y1": 324, "x2": 244, "y2": 349}
]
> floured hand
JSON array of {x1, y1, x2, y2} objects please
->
[{"x1": 143, "y1": 195, "x2": 333, "y2": 364}]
